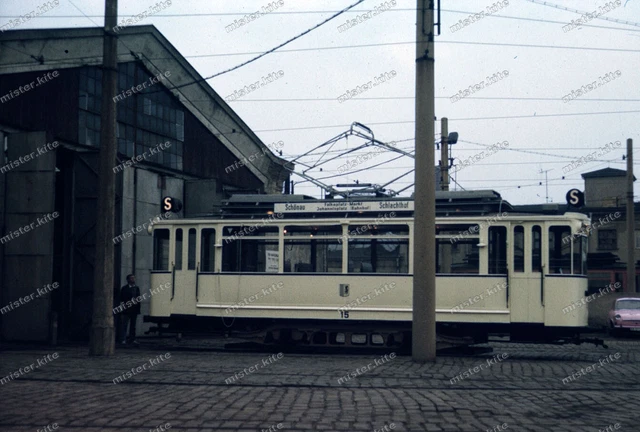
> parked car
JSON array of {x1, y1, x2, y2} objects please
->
[{"x1": 608, "y1": 298, "x2": 640, "y2": 336}]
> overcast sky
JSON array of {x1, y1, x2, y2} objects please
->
[{"x1": 3, "y1": 0, "x2": 639, "y2": 205}]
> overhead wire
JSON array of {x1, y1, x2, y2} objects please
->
[
  {"x1": 226, "y1": 96, "x2": 640, "y2": 103},
  {"x1": 3, "y1": 39, "x2": 639, "y2": 71},
  {"x1": 250, "y1": 109, "x2": 640, "y2": 133},
  {"x1": 4, "y1": 5, "x2": 640, "y2": 33},
  {"x1": 524, "y1": 0, "x2": 640, "y2": 29},
  {"x1": 149, "y1": 0, "x2": 367, "y2": 93}
]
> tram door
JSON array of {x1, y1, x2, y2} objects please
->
[
  {"x1": 509, "y1": 225, "x2": 544, "y2": 323},
  {"x1": 171, "y1": 226, "x2": 198, "y2": 315}
]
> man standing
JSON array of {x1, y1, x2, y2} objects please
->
[{"x1": 119, "y1": 274, "x2": 141, "y2": 345}]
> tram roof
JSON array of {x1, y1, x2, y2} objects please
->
[{"x1": 209, "y1": 190, "x2": 515, "y2": 218}]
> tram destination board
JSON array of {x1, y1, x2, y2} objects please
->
[{"x1": 274, "y1": 200, "x2": 414, "y2": 213}]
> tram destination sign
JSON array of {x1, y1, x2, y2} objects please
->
[{"x1": 274, "y1": 200, "x2": 414, "y2": 214}]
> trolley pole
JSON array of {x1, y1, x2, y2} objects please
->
[
  {"x1": 441, "y1": 117, "x2": 449, "y2": 191},
  {"x1": 412, "y1": 0, "x2": 436, "y2": 361},
  {"x1": 89, "y1": 0, "x2": 118, "y2": 356},
  {"x1": 626, "y1": 138, "x2": 635, "y2": 293}
]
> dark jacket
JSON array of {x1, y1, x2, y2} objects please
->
[{"x1": 120, "y1": 284, "x2": 142, "y2": 315}]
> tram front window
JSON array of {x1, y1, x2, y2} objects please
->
[
  {"x1": 153, "y1": 229, "x2": 170, "y2": 271},
  {"x1": 549, "y1": 226, "x2": 572, "y2": 274},
  {"x1": 573, "y1": 234, "x2": 587, "y2": 275}
]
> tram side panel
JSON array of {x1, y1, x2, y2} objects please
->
[
  {"x1": 190, "y1": 273, "x2": 510, "y2": 324},
  {"x1": 544, "y1": 276, "x2": 589, "y2": 328},
  {"x1": 149, "y1": 271, "x2": 172, "y2": 317}
]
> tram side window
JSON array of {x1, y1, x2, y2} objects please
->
[
  {"x1": 488, "y1": 226, "x2": 507, "y2": 274},
  {"x1": 513, "y1": 226, "x2": 524, "y2": 272},
  {"x1": 548, "y1": 226, "x2": 572, "y2": 274},
  {"x1": 284, "y1": 225, "x2": 342, "y2": 273},
  {"x1": 175, "y1": 229, "x2": 183, "y2": 270},
  {"x1": 188, "y1": 228, "x2": 196, "y2": 270},
  {"x1": 532, "y1": 226, "x2": 541, "y2": 272},
  {"x1": 153, "y1": 229, "x2": 170, "y2": 271},
  {"x1": 222, "y1": 226, "x2": 278, "y2": 272},
  {"x1": 436, "y1": 240, "x2": 479, "y2": 273},
  {"x1": 200, "y1": 229, "x2": 215, "y2": 272},
  {"x1": 347, "y1": 224, "x2": 409, "y2": 273},
  {"x1": 436, "y1": 224, "x2": 480, "y2": 274}
]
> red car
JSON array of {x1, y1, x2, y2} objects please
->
[{"x1": 609, "y1": 297, "x2": 640, "y2": 335}]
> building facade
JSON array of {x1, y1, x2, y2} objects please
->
[
  {"x1": 0, "y1": 26, "x2": 291, "y2": 341},
  {"x1": 580, "y1": 168, "x2": 639, "y2": 293}
]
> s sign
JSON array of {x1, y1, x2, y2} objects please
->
[
  {"x1": 566, "y1": 189, "x2": 585, "y2": 208},
  {"x1": 162, "y1": 196, "x2": 182, "y2": 213}
]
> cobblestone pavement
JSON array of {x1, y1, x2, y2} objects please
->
[{"x1": 1, "y1": 336, "x2": 639, "y2": 432}]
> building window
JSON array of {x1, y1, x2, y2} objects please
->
[
  {"x1": 635, "y1": 230, "x2": 640, "y2": 249},
  {"x1": 78, "y1": 68, "x2": 103, "y2": 147},
  {"x1": 79, "y1": 63, "x2": 184, "y2": 170},
  {"x1": 598, "y1": 229, "x2": 617, "y2": 251},
  {"x1": 117, "y1": 122, "x2": 135, "y2": 157}
]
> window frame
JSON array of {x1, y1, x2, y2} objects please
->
[
  {"x1": 598, "y1": 229, "x2": 617, "y2": 251},
  {"x1": 200, "y1": 228, "x2": 216, "y2": 273},
  {"x1": 345, "y1": 224, "x2": 410, "y2": 274},
  {"x1": 513, "y1": 225, "x2": 525, "y2": 273},
  {"x1": 435, "y1": 223, "x2": 481, "y2": 275},
  {"x1": 221, "y1": 225, "x2": 279, "y2": 273},
  {"x1": 152, "y1": 228, "x2": 170, "y2": 271},
  {"x1": 548, "y1": 225, "x2": 572, "y2": 274}
]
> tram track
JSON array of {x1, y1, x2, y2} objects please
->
[{"x1": 6, "y1": 374, "x2": 640, "y2": 392}]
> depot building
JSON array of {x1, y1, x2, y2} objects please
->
[{"x1": 0, "y1": 26, "x2": 291, "y2": 342}]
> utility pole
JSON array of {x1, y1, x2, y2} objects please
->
[
  {"x1": 626, "y1": 138, "x2": 635, "y2": 293},
  {"x1": 413, "y1": 0, "x2": 436, "y2": 361},
  {"x1": 90, "y1": 0, "x2": 118, "y2": 356},
  {"x1": 539, "y1": 168, "x2": 552, "y2": 203},
  {"x1": 440, "y1": 117, "x2": 449, "y2": 191}
]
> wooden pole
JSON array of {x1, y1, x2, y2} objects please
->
[{"x1": 90, "y1": 0, "x2": 118, "y2": 356}]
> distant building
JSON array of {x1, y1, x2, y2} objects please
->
[
  {"x1": 0, "y1": 26, "x2": 292, "y2": 341},
  {"x1": 580, "y1": 168, "x2": 638, "y2": 293}
]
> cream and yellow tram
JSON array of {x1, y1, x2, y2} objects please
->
[{"x1": 146, "y1": 195, "x2": 590, "y2": 348}]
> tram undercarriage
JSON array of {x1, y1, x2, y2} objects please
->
[{"x1": 144, "y1": 315, "x2": 605, "y2": 351}]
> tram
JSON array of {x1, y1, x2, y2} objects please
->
[{"x1": 145, "y1": 191, "x2": 592, "y2": 349}]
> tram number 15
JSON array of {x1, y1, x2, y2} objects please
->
[{"x1": 339, "y1": 311, "x2": 349, "y2": 319}]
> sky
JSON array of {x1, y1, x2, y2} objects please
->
[{"x1": 2, "y1": 0, "x2": 639, "y2": 205}]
